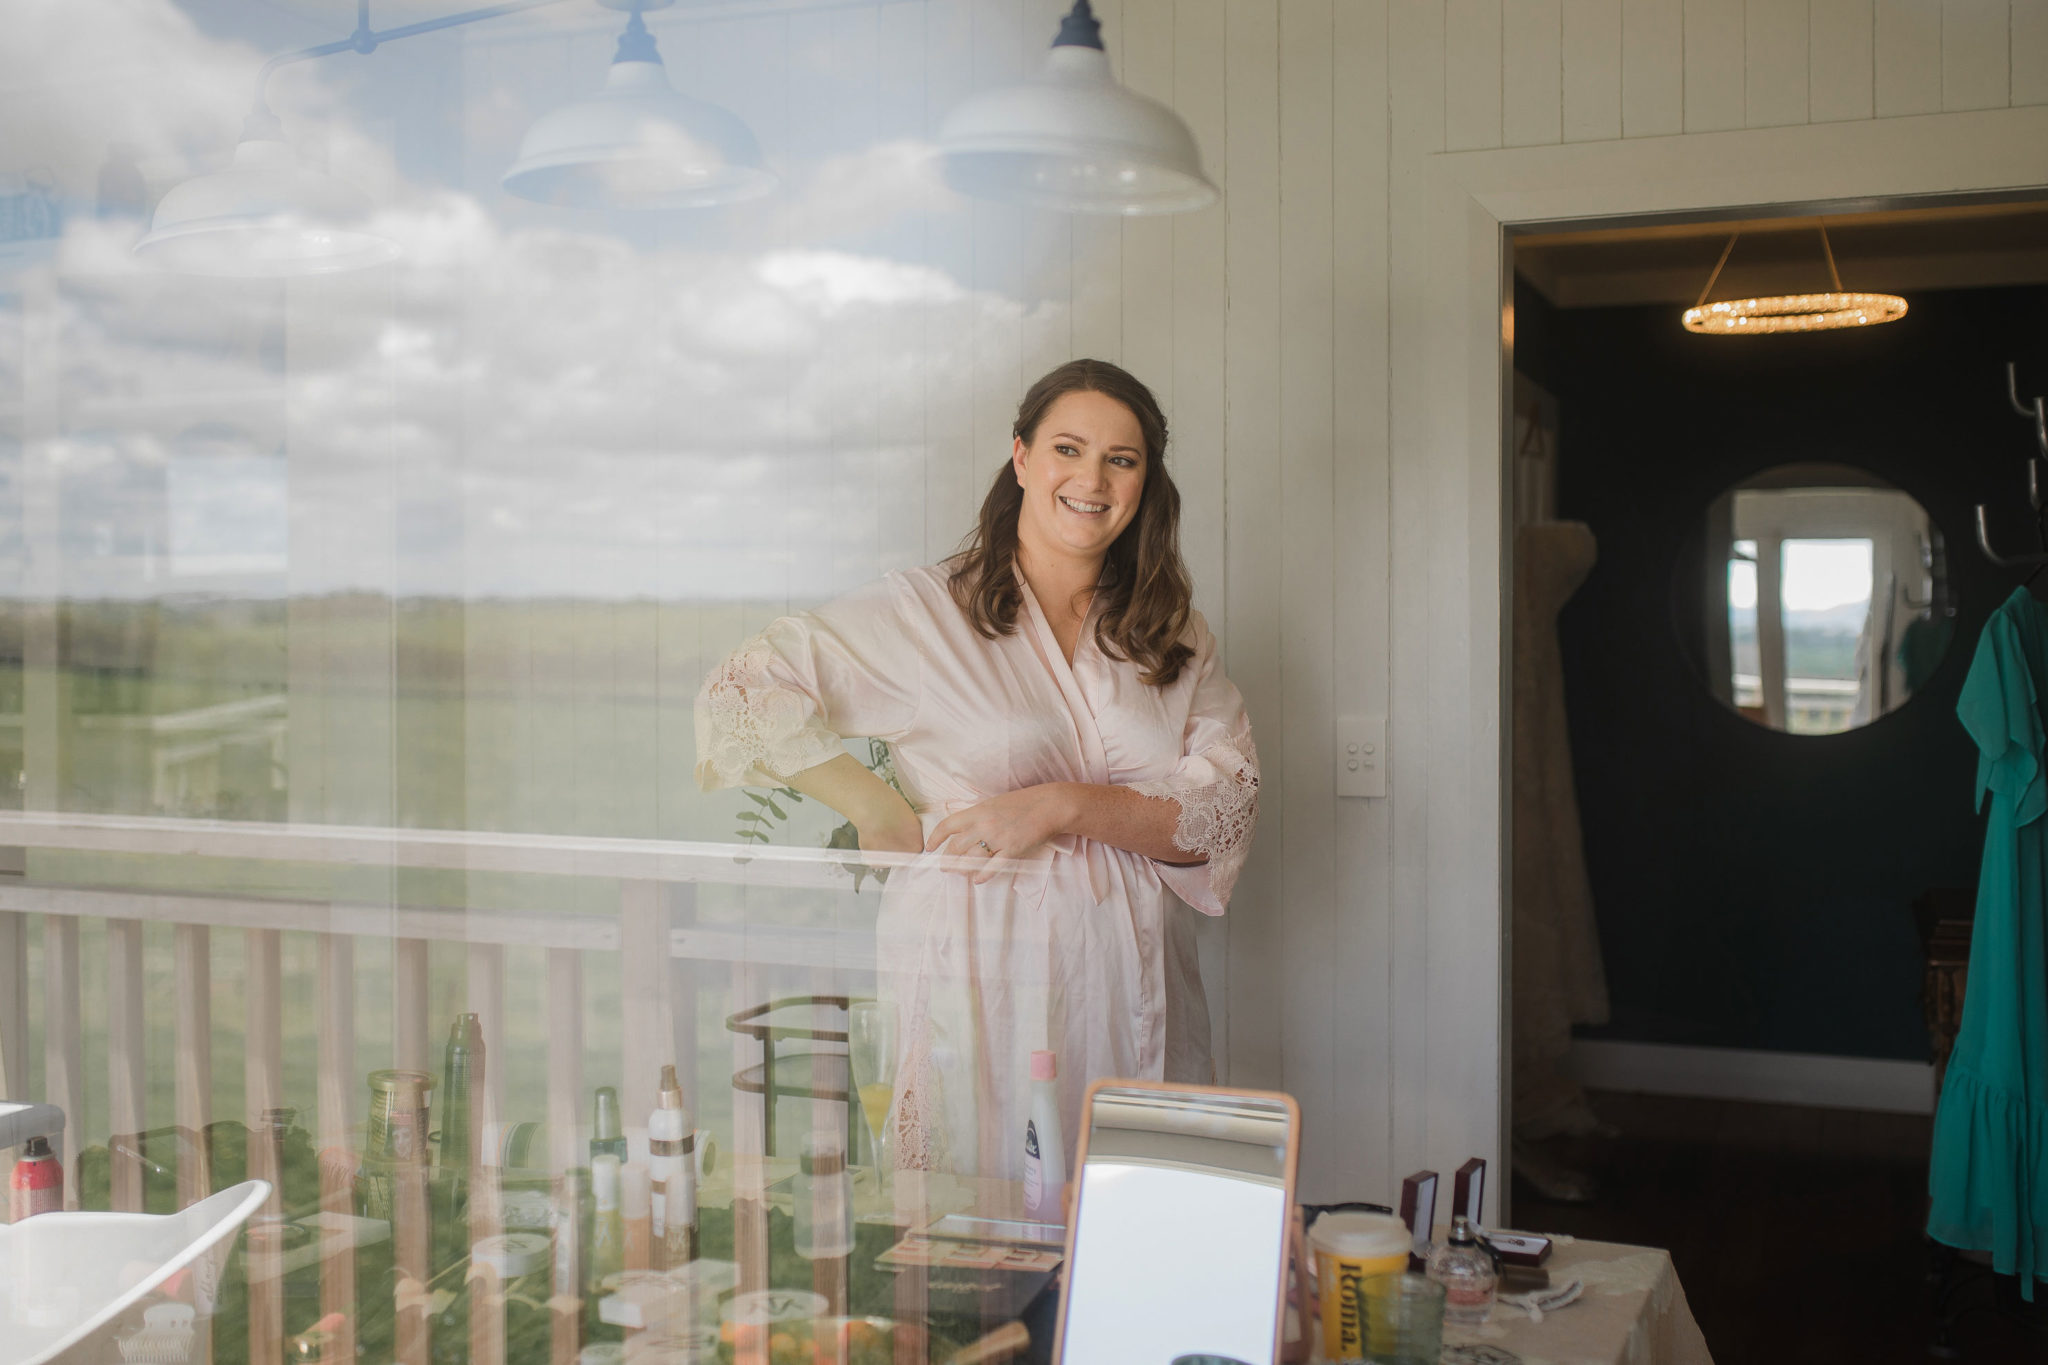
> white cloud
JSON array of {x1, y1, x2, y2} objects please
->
[{"x1": 2, "y1": 1, "x2": 1076, "y2": 601}]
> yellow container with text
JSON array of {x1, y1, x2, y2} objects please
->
[{"x1": 1306, "y1": 1212, "x2": 1411, "y2": 1360}]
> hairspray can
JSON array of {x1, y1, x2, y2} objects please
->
[{"x1": 10, "y1": 1135, "x2": 63, "y2": 1219}]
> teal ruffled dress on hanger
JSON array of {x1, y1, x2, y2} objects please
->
[{"x1": 1929, "y1": 586, "x2": 2048, "y2": 1295}]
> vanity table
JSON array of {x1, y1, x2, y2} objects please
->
[
  {"x1": 1433, "y1": 1235, "x2": 1712, "y2": 1365},
  {"x1": 706, "y1": 1157, "x2": 1715, "y2": 1365}
]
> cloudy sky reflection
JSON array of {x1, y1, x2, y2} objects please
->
[{"x1": 2, "y1": 0, "x2": 1069, "y2": 601}]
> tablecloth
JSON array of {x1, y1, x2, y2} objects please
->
[{"x1": 1439, "y1": 1234, "x2": 1713, "y2": 1365}]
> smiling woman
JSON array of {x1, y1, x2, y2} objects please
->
[{"x1": 693, "y1": 358, "x2": 1260, "y2": 1180}]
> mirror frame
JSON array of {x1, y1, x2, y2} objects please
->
[{"x1": 1053, "y1": 1079, "x2": 1303, "y2": 1365}]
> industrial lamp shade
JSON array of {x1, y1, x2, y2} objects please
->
[
  {"x1": 503, "y1": 24, "x2": 775, "y2": 209},
  {"x1": 134, "y1": 138, "x2": 399, "y2": 277},
  {"x1": 937, "y1": 1, "x2": 1216, "y2": 216}
]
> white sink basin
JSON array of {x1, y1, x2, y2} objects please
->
[{"x1": 0, "y1": 1179, "x2": 270, "y2": 1365}]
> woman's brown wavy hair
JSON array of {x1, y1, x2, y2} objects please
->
[{"x1": 947, "y1": 359, "x2": 1195, "y2": 687}]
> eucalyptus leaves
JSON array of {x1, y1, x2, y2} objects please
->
[{"x1": 733, "y1": 738, "x2": 907, "y2": 891}]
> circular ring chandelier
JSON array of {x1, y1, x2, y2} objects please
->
[
  {"x1": 1680, "y1": 223, "x2": 1907, "y2": 336},
  {"x1": 1682, "y1": 291, "x2": 1908, "y2": 334}
]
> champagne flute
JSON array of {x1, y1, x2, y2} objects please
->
[{"x1": 847, "y1": 1000, "x2": 898, "y2": 1207}]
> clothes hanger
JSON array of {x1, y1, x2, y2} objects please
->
[{"x1": 1972, "y1": 362, "x2": 2048, "y2": 574}]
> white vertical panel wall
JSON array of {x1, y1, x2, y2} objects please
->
[
  {"x1": 246, "y1": 0, "x2": 2044, "y2": 1213},
  {"x1": 1127, "y1": 0, "x2": 2039, "y2": 1203}
]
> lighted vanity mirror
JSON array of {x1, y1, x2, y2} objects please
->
[
  {"x1": 1055, "y1": 1082, "x2": 1300, "y2": 1365},
  {"x1": 1676, "y1": 463, "x2": 1953, "y2": 735}
]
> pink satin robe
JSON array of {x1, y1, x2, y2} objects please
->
[{"x1": 695, "y1": 563, "x2": 1258, "y2": 1179}]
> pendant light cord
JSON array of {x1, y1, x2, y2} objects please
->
[
  {"x1": 1693, "y1": 233, "x2": 1740, "y2": 309},
  {"x1": 254, "y1": 0, "x2": 569, "y2": 102},
  {"x1": 1696, "y1": 222, "x2": 1850, "y2": 307},
  {"x1": 1817, "y1": 221, "x2": 1845, "y2": 292}
]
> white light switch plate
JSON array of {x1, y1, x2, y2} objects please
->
[{"x1": 1336, "y1": 714, "x2": 1386, "y2": 799}]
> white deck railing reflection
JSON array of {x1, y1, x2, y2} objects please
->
[{"x1": 0, "y1": 811, "x2": 938, "y2": 1365}]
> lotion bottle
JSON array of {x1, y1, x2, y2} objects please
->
[
  {"x1": 648, "y1": 1064, "x2": 698, "y2": 1267},
  {"x1": 1022, "y1": 1050, "x2": 1065, "y2": 1224}
]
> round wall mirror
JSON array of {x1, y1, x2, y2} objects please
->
[{"x1": 1676, "y1": 463, "x2": 1954, "y2": 736}]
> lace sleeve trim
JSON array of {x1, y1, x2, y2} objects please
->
[
  {"x1": 698, "y1": 638, "x2": 846, "y2": 788},
  {"x1": 1130, "y1": 736, "x2": 1260, "y2": 892}
]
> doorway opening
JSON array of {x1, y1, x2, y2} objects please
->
[{"x1": 1503, "y1": 192, "x2": 2048, "y2": 1361}]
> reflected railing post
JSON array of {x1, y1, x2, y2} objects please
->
[
  {"x1": 545, "y1": 946, "x2": 583, "y2": 1365},
  {"x1": 107, "y1": 916, "x2": 146, "y2": 1213},
  {"x1": 806, "y1": 986, "x2": 851, "y2": 1321},
  {"x1": 468, "y1": 1155, "x2": 507, "y2": 1365},
  {"x1": 469, "y1": 940, "x2": 509, "y2": 1365},
  {"x1": 668, "y1": 885, "x2": 699, "y2": 1136},
  {"x1": 317, "y1": 933, "x2": 358, "y2": 1363},
  {"x1": 174, "y1": 923, "x2": 214, "y2": 1213},
  {"x1": 469, "y1": 942, "x2": 507, "y2": 1150},
  {"x1": 44, "y1": 914, "x2": 81, "y2": 1209},
  {"x1": 318, "y1": 1145, "x2": 359, "y2": 1364},
  {"x1": 0, "y1": 910, "x2": 27, "y2": 1106},
  {"x1": 246, "y1": 927, "x2": 286, "y2": 1365},
  {"x1": 396, "y1": 938, "x2": 432, "y2": 1075},
  {"x1": 549, "y1": 1167, "x2": 584, "y2": 1365},
  {"x1": 246, "y1": 1107, "x2": 288, "y2": 1365},
  {"x1": 731, "y1": 959, "x2": 769, "y2": 1299},
  {"x1": 393, "y1": 1160, "x2": 431, "y2": 1365},
  {"x1": 620, "y1": 879, "x2": 670, "y2": 1135}
]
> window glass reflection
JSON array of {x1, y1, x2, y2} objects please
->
[
  {"x1": 1776, "y1": 537, "x2": 1874, "y2": 735},
  {"x1": 0, "y1": 6, "x2": 1259, "y2": 1361}
]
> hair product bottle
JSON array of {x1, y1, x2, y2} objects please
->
[
  {"x1": 8, "y1": 1136, "x2": 62, "y2": 1219},
  {"x1": 1022, "y1": 1050, "x2": 1065, "y2": 1224},
  {"x1": 648, "y1": 1064, "x2": 698, "y2": 1268}
]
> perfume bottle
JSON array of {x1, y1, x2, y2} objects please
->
[{"x1": 1426, "y1": 1214, "x2": 1497, "y2": 1324}]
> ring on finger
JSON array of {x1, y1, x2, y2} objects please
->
[{"x1": 975, "y1": 839, "x2": 992, "y2": 852}]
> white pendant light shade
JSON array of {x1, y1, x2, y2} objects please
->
[
  {"x1": 503, "y1": 15, "x2": 775, "y2": 209},
  {"x1": 135, "y1": 137, "x2": 400, "y2": 277},
  {"x1": 938, "y1": 2, "x2": 1216, "y2": 216}
]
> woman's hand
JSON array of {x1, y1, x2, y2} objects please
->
[{"x1": 926, "y1": 784, "x2": 1079, "y2": 884}]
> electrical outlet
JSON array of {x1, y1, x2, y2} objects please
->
[{"x1": 1336, "y1": 715, "x2": 1386, "y2": 799}]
